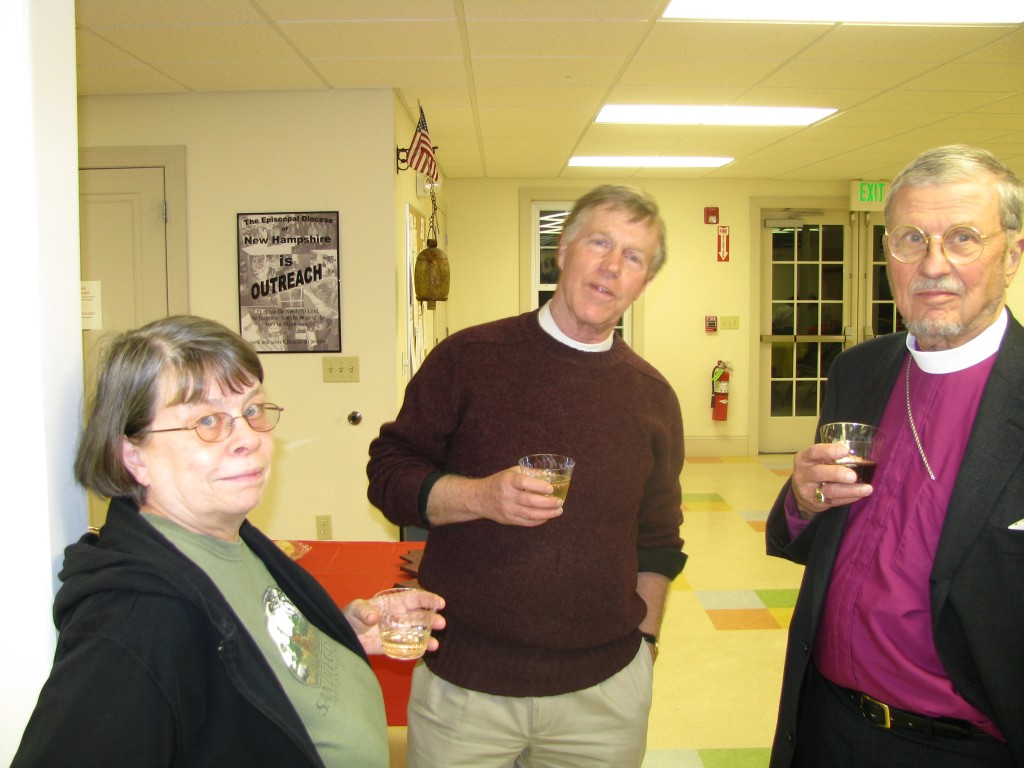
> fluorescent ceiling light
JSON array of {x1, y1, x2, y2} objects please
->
[
  {"x1": 597, "y1": 105, "x2": 836, "y2": 126},
  {"x1": 662, "y1": 0, "x2": 1021, "y2": 23},
  {"x1": 569, "y1": 156, "x2": 732, "y2": 168}
]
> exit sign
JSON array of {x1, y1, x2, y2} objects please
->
[{"x1": 849, "y1": 180, "x2": 888, "y2": 212}]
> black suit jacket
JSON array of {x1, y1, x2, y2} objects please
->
[{"x1": 766, "y1": 312, "x2": 1024, "y2": 767}]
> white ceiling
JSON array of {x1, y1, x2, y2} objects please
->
[{"x1": 74, "y1": 0, "x2": 1024, "y2": 181}]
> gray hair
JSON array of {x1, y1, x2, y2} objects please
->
[
  {"x1": 884, "y1": 144, "x2": 1024, "y2": 233},
  {"x1": 75, "y1": 315, "x2": 264, "y2": 505},
  {"x1": 562, "y1": 185, "x2": 668, "y2": 276}
]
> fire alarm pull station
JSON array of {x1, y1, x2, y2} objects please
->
[
  {"x1": 705, "y1": 315, "x2": 718, "y2": 333},
  {"x1": 704, "y1": 207, "x2": 719, "y2": 225}
]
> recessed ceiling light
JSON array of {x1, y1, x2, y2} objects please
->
[
  {"x1": 597, "y1": 105, "x2": 836, "y2": 126},
  {"x1": 568, "y1": 156, "x2": 732, "y2": 168},
  {"x1": 661, "y1": 0, "x2": 1021, "y2": 23}
]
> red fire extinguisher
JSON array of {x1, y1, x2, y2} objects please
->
[{"x1": 711, "y1": 360, "x2": 731, "y2": 421}]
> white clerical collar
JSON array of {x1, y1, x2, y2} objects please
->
[
  {"x1": 538, "y1": 302, "x2": 615, "y2": 352},
  {"x1": 907, "y1": 308, "x2": 1007, "y2": 374}
]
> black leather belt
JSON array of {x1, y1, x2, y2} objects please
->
[{"x1": 843, "y1": 688, "x2": 985, "y2": 740}]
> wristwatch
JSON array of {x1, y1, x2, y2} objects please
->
[{"x1": 640, "y1": 632, "x2": 659, "y2": 655}]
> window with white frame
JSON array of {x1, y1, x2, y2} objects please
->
[{"x1": 529, "y1": 200, "x2": 633, "y2": 345}]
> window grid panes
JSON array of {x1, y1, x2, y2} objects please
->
[
  {"x1": 535, "y1": 206, "x2": 629, "y2": 340},
  {"x1": 870, "y1": 223, "x2": 905, "y2": 335},
  {"x1": 769, "y1": 224, "x2": 845, "y2": 418}
]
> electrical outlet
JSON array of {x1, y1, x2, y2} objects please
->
[
  {"x1": 315, "y1": 514, "x2": 333, "y2": 540},
  {"x1": 322, "y1": 356, "x2": 359, "y2": 383}
]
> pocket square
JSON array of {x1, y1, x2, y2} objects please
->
[{"x1": 1009, "y1": 519, "x2": 1024, "y2": 531}]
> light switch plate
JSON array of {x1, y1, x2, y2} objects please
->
[{"x1": 323, "y1": 356, "x2": 359, "y2": 382}]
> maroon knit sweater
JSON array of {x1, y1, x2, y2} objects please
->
[{"x1": 367, "y1": 310, "x2": 685, "y2": 696}]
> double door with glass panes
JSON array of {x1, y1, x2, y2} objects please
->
[{"x1": 759, "y1": 211, "x2": 900, "y2": 452}]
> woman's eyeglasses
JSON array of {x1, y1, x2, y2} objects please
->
[{"x1": 148, "y1": 403, "x2": 283, "y2": 443}]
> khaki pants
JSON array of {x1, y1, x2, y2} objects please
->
[{"x1": 407, "y1": 643, "x2": 654, "y2": 768}]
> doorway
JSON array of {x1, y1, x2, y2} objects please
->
[
  {"x1": 758, "y1": 209, "x2": 899, "y2": 452},
  {"x1": 78, "y1": 147, "x2": 188, "y2": 526}
]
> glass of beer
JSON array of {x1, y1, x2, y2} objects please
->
[
  {"x1": 518, "y1": 454, "x2": 575, "y2": 501},
  {"x1": 819, "y1": 422, "x2": 883, "y2": 483}
]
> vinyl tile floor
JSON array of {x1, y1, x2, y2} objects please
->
[{"x1": 387, "y1": 455, "x2": 803, "y2": 768}]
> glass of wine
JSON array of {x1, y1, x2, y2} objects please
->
[{"x1": 819, "y1": 422, "x2": 883, "y2": 483}]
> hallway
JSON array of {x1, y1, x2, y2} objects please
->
[{"x1": 644, "y1": 455, "x2": 801, "y2": 767}]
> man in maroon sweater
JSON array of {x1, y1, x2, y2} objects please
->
[{"x1": 367, "y1": 185, "x2": 686, "y2": 768}]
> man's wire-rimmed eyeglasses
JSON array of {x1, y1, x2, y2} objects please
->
[
  {"x1": 148, "y1": 403, "x2": 283, "y2": 443},
  {"x1": 883, "y1": 224, "x2": 1003, "y2": 265}
]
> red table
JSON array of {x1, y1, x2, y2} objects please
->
[{"x1": 293, "y1": 540, "x2": 425, "y2": 726}]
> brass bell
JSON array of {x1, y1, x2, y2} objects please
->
[{"x1": 414, "y1": 238, "x2": 450, "y2": 309}]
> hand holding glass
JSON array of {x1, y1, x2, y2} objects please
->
[
  {"x1": 819, "y1": 422, "x2": 883, "y2": 483},
  {"x1": 518, "y1": 454, "x2": 575, "y2": 500},
  {"x1": 372, "y1": 588, "x2": 440, "y2": 660}
]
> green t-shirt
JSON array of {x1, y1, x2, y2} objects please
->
[{"x1": 144, "y1": 514, "x2": 388, "y2": 768}]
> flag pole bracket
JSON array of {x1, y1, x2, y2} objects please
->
[
  {"x1": 396, "y1": 145, "x2": 438, "y2": 174},
  {"x1": 396, "y1": 146, "x2": 410, "y2": 174}
]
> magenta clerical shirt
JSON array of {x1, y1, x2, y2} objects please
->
[{"x1": 786, "y1": 311, "x2": 1009, "y2": 740}]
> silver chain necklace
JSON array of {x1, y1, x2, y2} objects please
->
[{"x1": 905, "y1": 358, "x2": 937, "y2": 481}]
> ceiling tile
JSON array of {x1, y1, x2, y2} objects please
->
[
  {"x1": 467, "y1": 19, "x2": 648, "y2": 57},
  {"x1": 257, "y1": 0, "x2": 457, "y2": 21},
  {"x1": 76, "y1": 0, "x2": 264, "y2": 26},
  {"x1": 159, "y1": 60, "x2": 327, "y2": 91},
  {"x1": 797, "y1": 24, "x2": 1014, "y2": 62},
  {"x1": 618, "y1": 58, "x2": 787, "y2": 89},
  {"x1": 92, "y1": 24, "x2": 297, "y2": 62},
  {"x1": 76, "y1": 65, "x2": 189, "y2": 95},
  {"x1": 281, "y1": 20, "x2": 462, "y2": 58},
  {"x1": 762, "y1": 59, "x2": 934, "y2": 90},
  {"x1": 463, "y1": 0, "x2": 662, "y2": 20},
  {"x1": 314, "y1": 58, "x2": 467, "y2": 89},
  {"x1": 637, "y1": 20, "x2": 832, "y2": 59},
  {"x1": 471, "y1": 57, "x2": 623, "y2": 86},
  {"x1": 473, "y1": 84, "x2": 607, "y2": 107}
]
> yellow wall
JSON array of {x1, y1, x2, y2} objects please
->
[{"x1": 78, "y1": 89, "x2": 406, "y2": 541}]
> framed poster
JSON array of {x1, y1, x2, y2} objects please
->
[{"x1": 237, "y1": 211, "x2": 341, "y2": 353}]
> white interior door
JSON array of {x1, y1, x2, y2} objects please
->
[{"x1": 79, "y1": 166, "x2": 170, "y2": 527}]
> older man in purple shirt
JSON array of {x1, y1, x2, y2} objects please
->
[{"x1": 767, "y1": 145, "x2": 1024, "y2": 768}]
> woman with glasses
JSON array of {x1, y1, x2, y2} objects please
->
[{"x1": 13, "y1": 315, "x2": 444, "y2": 768}]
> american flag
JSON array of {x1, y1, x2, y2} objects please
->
[{"x1": 407, "y1": 106, "x2": 438, "y2": 181}]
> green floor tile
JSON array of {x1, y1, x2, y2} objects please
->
[
  {"x1": 756, "y1": 588, "x2": 800, "y2": 608},
  {"x1": 698, "y1": 747, "x2": 771, "y2": 768}
]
